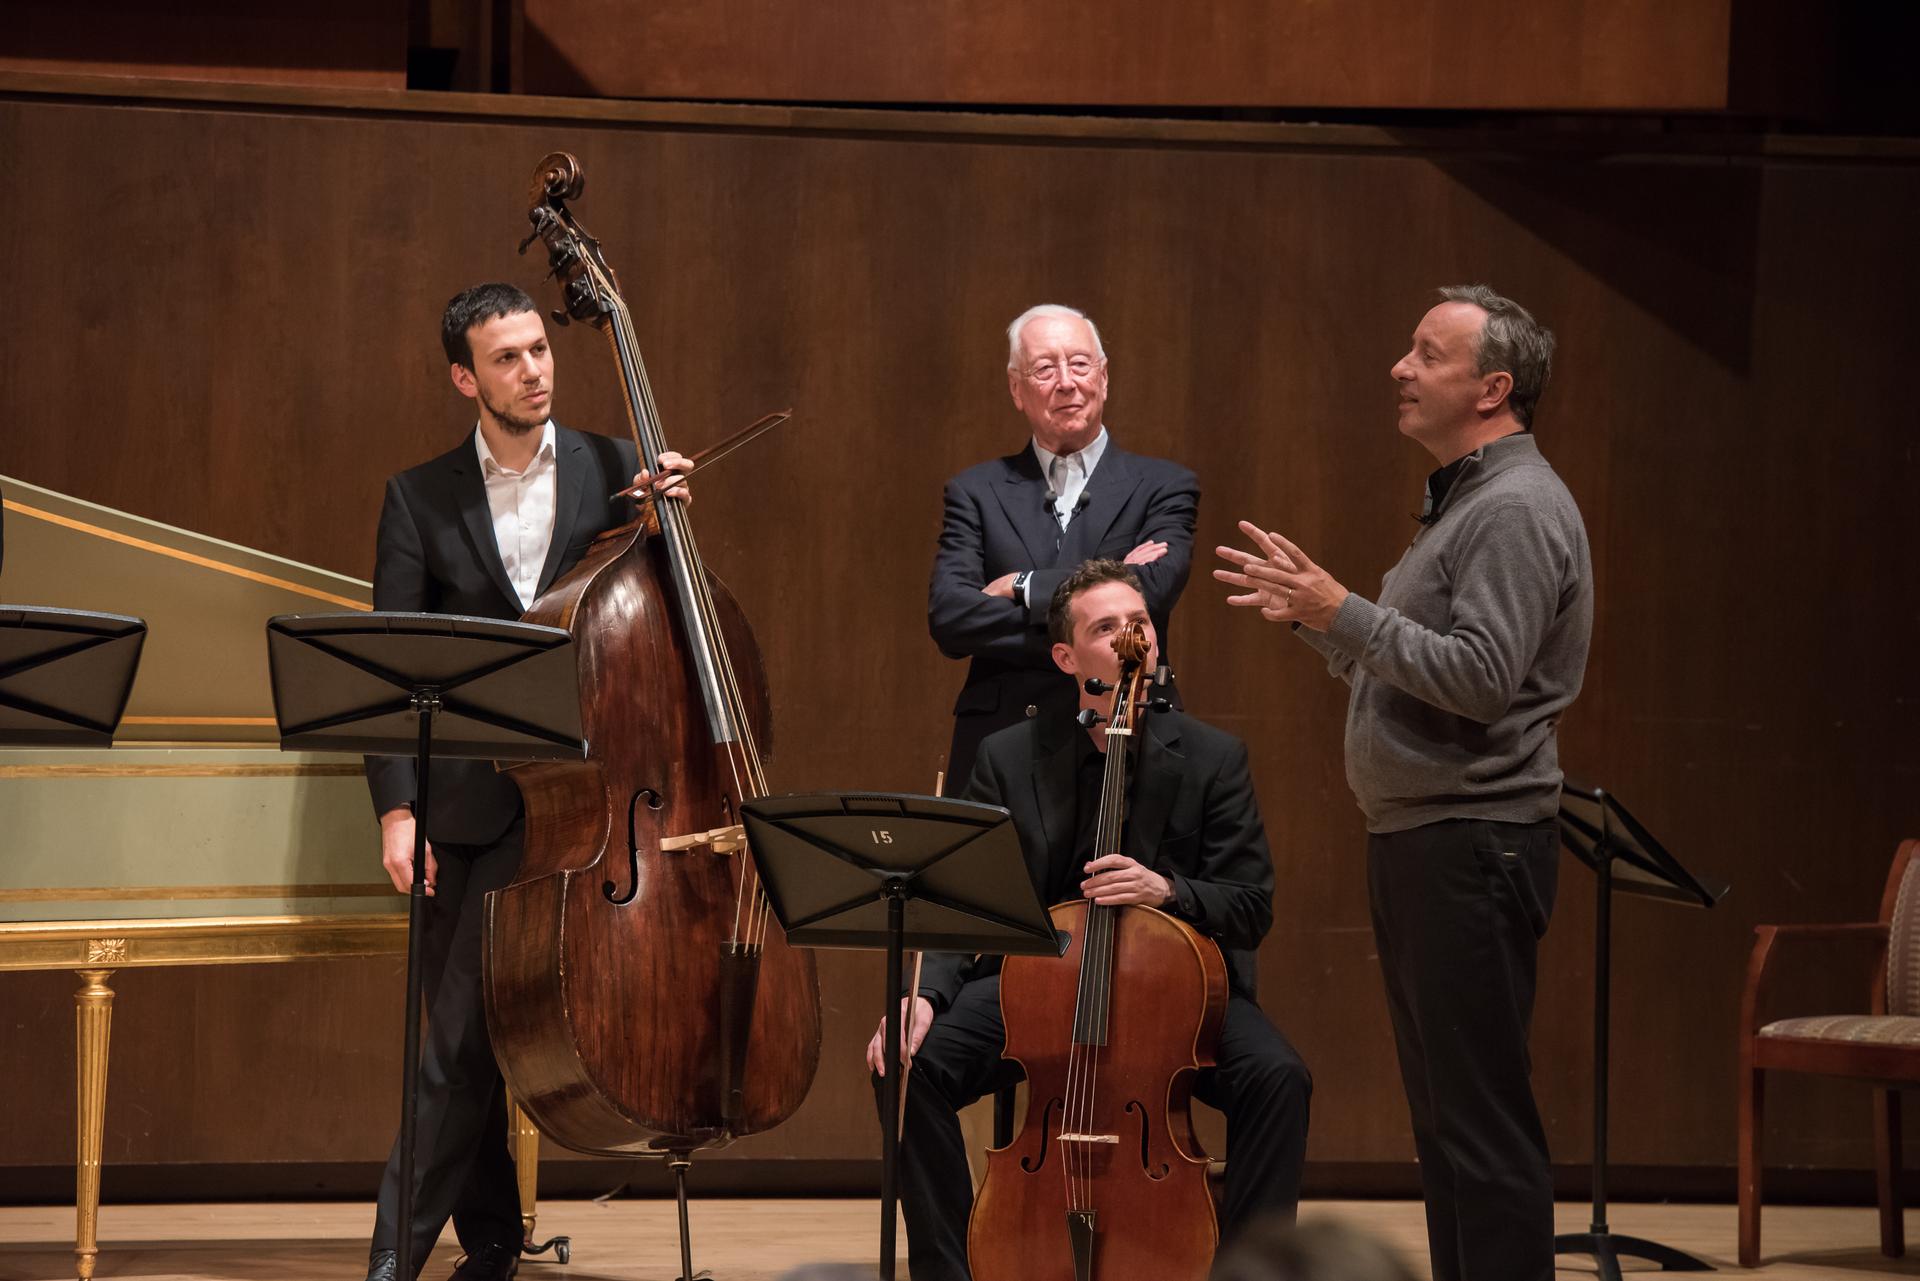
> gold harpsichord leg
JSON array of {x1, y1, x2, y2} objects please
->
[
  {"x1": 510, "y1": 1095, "x2": 541, "y2": 1246},
  {"x1": 74, "y1": 968, "x2": 116, "y2": 1281}
]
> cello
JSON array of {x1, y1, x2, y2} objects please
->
[
  {"x1": 481, "y1": 153, "x2": 821, "y2": 1272},
  {"x1": 968, "y1": 621, "x2": 1226, "y2": 1281}
]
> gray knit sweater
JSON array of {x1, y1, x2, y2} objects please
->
[{"x1": 1297, "y1": 433, "x2": 1592, "y2": 834}]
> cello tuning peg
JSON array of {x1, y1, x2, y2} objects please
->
[
  {"x1": 1152, "y1": 665, "x2": 1174, "y2": 686},
  {"x1": 1074, "y1": 708, "x2": 1106, "y2": 728},
  {"x1": 1147, "y1": 698, "x2": 1172, "y2": 713},
  {"x1": 1083, "y1": 678, "x2": 1111, "y2": 695},
  {"x1": 550, "y1": 307, "x2": 571, "y2": 327}
]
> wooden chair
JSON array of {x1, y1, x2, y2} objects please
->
[{"x1": 1739, "y1": 837, "x2": 1920, "y2": 1267}]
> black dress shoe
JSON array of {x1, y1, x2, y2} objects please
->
[
  {"x1": 365, "y1": 1250, "x2": 400, "y2": 1281},
  {"x1": 450, "y1": 1241, "x2": 520, "y2": 1280}
]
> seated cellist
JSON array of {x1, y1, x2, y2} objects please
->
[{"x1": 868, "y1": 558, "x2": 1312, "y2": 1281}]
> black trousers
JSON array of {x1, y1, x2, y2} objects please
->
[
  {"x1": 883, "y1": 974, "x2": 1311, "y2": 1281},
  {"x1": 370, "y1": 821, "x2": 525, "y2": 1270},
  {"x1": 1367, "y1": 816, "x2": 1559, "y2": 1281}
]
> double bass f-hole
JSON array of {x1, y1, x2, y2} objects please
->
[{"x1": 606, "y1": 787, "x2": 666, "y2": 905}]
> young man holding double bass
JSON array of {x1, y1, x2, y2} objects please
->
[
  {"x1": 869, "y1": 559, "x2": 1311, "y2": 1281},
  {"x1": 362, "y1": 283, "x2": 690, "y2": 1281}
]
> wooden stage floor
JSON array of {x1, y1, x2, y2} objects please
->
[{"x1": 2, "y1": 1199, "x2": 1917, "y2": 1280}]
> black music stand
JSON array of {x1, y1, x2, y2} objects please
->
[
  {"x1": 740, "y1": 792, "x2": 1065, "y2": 1281},
  {"x1": 265, "y1": 611, "x2": 585, "y2": 1281},
  {"x1": 1554, "y1": 780, "x2": 1729, "y2": 1281},
  {"x1": 0, "y1": 606, "x2": 146, "y2": 746}
]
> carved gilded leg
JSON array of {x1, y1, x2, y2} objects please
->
[
  {"x1": 74, "y1": 967, "x2": 116, "y2": 1281},
  {"x1": 511, "y1": 1095, "x2": 540, "y2": 1247}
]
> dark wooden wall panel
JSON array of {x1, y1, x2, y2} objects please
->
[
  {"x1": 0, "y1": 1, "x2": 404, "y2": 90},
  {"x1": 520, "y1": 0, "x2": 1739, "y2": 111},
  {"x1": 1, "y1": 93, "x2": 1916, "y2": 1188}
]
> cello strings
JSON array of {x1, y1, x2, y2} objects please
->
[
  {"x1": 1064, "y1": 681, "x2": 1126, "y2": 1215},
  {"x1": 1082, "y1": 668, "x2": 1134, "y2": 1214}
]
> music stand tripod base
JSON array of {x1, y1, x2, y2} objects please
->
[
  {"x1": 1555, "y1": 780, "x2": 1727, "y2": 1280},
  {"x1": 266, "y1": 612, "x2": 584, "y2": 1281},
  {"x1": 1555, "y1": 1231, "x2": 1712, "y2": 1279},
  {"x1": 1, "y1": 606, "x2": 146, "y2": 1281},
  {"x1": 741, "y1": 792, "x2": 1063, "y2": 1281}
]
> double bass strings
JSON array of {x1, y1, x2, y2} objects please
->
[{"x1": 601, "y1": 287, "x2": 778, "y2": 955}]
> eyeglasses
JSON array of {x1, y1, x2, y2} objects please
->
[{"x1": 1020, "y1": 356, "x2": 1104, "y2": 388}]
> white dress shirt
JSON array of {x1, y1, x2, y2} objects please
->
[
  {"x1": 475, "y1": 420, "x2": 558, "y2": 611},
  {"x1": 1032, "y1": 426, "x2": 1109, "y2": 530},
  {"x1": 1022, "y1": 427, "x2": 1110, "y2": 604}
]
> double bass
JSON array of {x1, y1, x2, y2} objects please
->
[
  {"x1": 482, "y1": 154, "x2": 821, "y2": 1263},
  {"x1": 968, "y1": 622, "x2": 1226, "y2": 1281}
]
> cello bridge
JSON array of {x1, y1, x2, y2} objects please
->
[
  {"x1": 1057, "y1": 1132, "x2": 1120, "y2": 1144},
  {"x1": 660, "y1": 824, "x2": 746, "y2": 855}
]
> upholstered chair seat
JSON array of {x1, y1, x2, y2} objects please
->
[{"x1": 1739, "y1": 838, "x2": 1920, "y2": 1267}]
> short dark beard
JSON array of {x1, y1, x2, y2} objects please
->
[{"x1": 478, "y1": 384, "x2": 546, "y2": 436}]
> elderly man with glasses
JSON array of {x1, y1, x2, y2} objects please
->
[{"x1": 928, "y1": 303, "x2": 1199, "y2": 785}]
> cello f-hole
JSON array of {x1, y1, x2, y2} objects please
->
[
  {"x1": 1019, "y1": 1096, "x2": 1063, "y2": 1174},
  {"x1": 1127, "y1": 1100, "x2": 1169, "y2": 1179},
  {"x1": 605, "y1": 787, "x2": 665, "y2": 905}
]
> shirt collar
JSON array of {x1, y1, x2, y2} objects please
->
[
  {"x1": 1032, "y1": 426, "x2": 1109, "y2": 483},
  {"x1": 474, "y1": 420, "x2": 556, "y2": 476},
  {"x1": 1418, "y1": 455, "x2": 1470, "y2": 525},
  {"x1": 1418, "y1": 429, "x2": 1527, "y2": 525},
  {"x1": 1077, "y1": 727, "x2": 1108, "y2": 767}
]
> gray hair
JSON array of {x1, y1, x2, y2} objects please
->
[
  {"x1": 1006, "y1": 303, "x2": 1106, "y2": 370},
  {"x1": 1436, "y1": 284, "x2": 1555, "y2": 428}
]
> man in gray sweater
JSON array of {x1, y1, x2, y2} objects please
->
[{"x1": 1214, "y1": 285, "x2": 1591, "y2": 1281}]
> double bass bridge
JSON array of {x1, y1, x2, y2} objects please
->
[{"x1": 659, "y1": 824, "x2": 746, "y2": 856}]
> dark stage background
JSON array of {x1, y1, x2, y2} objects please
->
[{"x1": 0, "y1": 7, "x2": 1916, "y2": 1204}]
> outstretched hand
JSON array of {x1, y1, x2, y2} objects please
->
[{"x1": 1212, "y1": 520, "x2": 1348, "y2": 631}]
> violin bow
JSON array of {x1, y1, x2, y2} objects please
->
[{"x1": 610, "y1": 408, "x2": 793, "y2": 503}]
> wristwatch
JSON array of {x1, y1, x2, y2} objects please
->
[{"x1": 1012, "y1": 570, "x2": 1033, "y2": 604}]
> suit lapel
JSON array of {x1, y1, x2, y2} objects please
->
[
  {"x1": 1126, "y1": 711, "x2": 1185, "y2": 868},
  {"x1": 534, "y1": 426, "x2": 588, "y2": 596},
  {"x1": 1062, "y1": 444, "x2": 1142, "y2": 563},
  {"x1": 991, "y1": 446, "x2": 1067, "y2": 569},
  {"x1": 447, "y1": 438, "x2": 524, "y2": 613}
]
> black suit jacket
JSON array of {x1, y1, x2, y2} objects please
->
[
  {"x1": 920, "y1": 708, "x2": 1274, "y2": 1011},
  {"x1": 927, "y1": 439, "x2": 1197, "y2": 783},
  {"x1": 364, "y1": 424, "x2": 639, "y2": 846}
]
